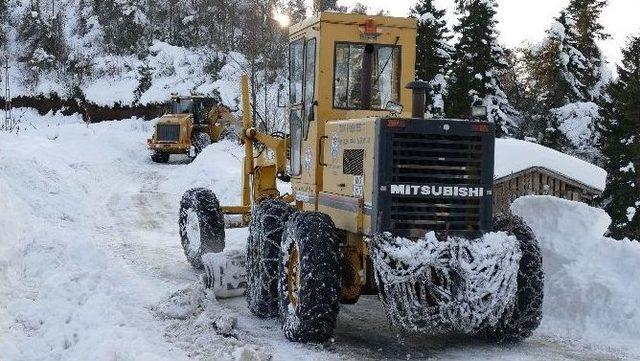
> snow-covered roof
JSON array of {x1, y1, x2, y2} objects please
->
[{"x1": 494, "y1": 139, "x2": 607, "y2": 192}]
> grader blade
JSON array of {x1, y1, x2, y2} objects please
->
[
  {"x1": 201, "y1": 249, "x2": 247, "y2": 299},
  {"x1": 370, "y1": 232, "x2": 522, "y2": 335}
]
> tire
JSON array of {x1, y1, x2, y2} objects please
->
[
  {"x1": 279, "y1": 212, "x2": 341, "y2": 343},
  {"x1": 246, "y1": 199, "x2": 296, "y2": 318},
  {"x1": 484, "y1": 214, "x2": 544, "y2": 342},
  {"x1": 151, "y1": 151, "x2": 169, "y2": 163},
  {"x1": 190, "y1": 132, "x2": 211, "y2": 160},
  {"x1": 178, "y1": 188, "x2": 225, "y2": 269}
]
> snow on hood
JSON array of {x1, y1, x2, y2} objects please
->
[{"x1": 495, "y1": 138, "x2": 607, "y2": 191}]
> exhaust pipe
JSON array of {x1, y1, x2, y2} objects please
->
[{"x1": 405, "y1": 81, "x2": 431, "y2": 119}]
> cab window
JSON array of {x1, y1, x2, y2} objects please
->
[
  {"x1": 172, "y1": 98, "x2": 194, "y2": 114},
  {"x1": 303, "y1": 38, "x2": 317, "y2": 137},
  {"x1": 289, "y1": 39, "x2": 305, "y2": 105},
  {"x1": 289, "y1": 37, "x2": 318, "y2": 176},
  {"x1": 333, "y1": 43, "x2": 400, "y2": 110}
]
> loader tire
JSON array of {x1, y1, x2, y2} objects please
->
[
  {"x1": 151, "y1": 151, "x2": 169, "y2": 163},
  {"x1": 484, "y1": 214, "x2": 544, "y2": 342},
  {"x1": 279, "y1": 212, "x2": 341, "y2": 343},
  {"x1": 178, "y1": 188, "x2": 225, "y2": 269},
  {"x1": 190, "y1": 132, "x2": 211, "y2": 160},
  {"x1": 246, "y1": 199, "x2": 296, "y2": 318}
]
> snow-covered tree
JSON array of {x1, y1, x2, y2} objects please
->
[
  {"x1": 68, "y1": 0, "x2": 103, "y2": 83},
  {"x1": 17, "y1": 4, "x2": 68, "y2": 85},
  {"x1": 0, "y1": 0, "x2": 8, "y2": 50},
  {"x1": 313, "y1": 0, "x2": 337, "y2": 14},
  {"x1": 597, "y1": 35, "x2": 640, "y2": 240},
  {"x1": 447, "y1": 0, "x2": 518, "y2": 137},
  {"x1": 93, "y1": 0, "x2": 148, "y2": 56},
  {"x1": 520, "y1": 7, "x2": 609, "y2": 161},
  {"x1": 567, "y1": 0, "x2": 610, "y2": 102},
  {"x1": 410, "y1": 0, "x2": 453, "y2": 118},
  {"x1": 288, "y1": 0, "x2": 307, "y2": 24}
]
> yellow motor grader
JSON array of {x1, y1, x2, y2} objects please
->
[
  {"x1": 147, "y1": 94, "x2": 237, "y2": 163},
  {"x1": 177, "y1": 12, "x2": 543, "y2": 344}
]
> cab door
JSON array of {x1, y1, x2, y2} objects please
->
[{"x1": 289, "y1": 36, "x2": 318, "y2": 207}]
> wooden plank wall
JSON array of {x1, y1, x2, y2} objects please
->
[{"x1": 493, "y1": 170, "x2": 599, "y2": 214}]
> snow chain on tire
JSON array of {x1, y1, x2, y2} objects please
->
[
  {"x1": 191, "y1": 132, "x2": 211, "y2": 160},
  {"x1": 484, "y1": 214, "x2": 544, "y2": 342},
  {"x1": 246, "y1": 199, "x2": 296, "y2": 318},
  {"x1": 279, "y1": 212, "x2": 341, "y2": 343},
  {"x1": 178, "y1": 188, "x2": 225, "y2": 269},
  {"x1": 151, "y1": 151, "x2": 169, "y2": 163}
]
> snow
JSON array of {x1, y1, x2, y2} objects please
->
[
  {"x1": 551, "y1": 102, "x2": 602, "y2": 156},
  {"x1": 513, "y1": 196, "x2": 640, "y2": 352},
  {"x1": 620, "y1": 162, "x2": 636, "y2": 173},
  {"x1": 1, "y1": 110, "x2": 639, "y2": 360},
  {"x1": 495, "y1": 138, "x2": 607, "y2": 191}
]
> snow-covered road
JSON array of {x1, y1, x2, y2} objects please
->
[{"x1": 1, "y1": 112, "x2": 638, "y2": 360}]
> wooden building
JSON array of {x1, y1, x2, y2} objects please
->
[
  {"x1": 493, "y1": 139, "x2": 606, "y2": 214},
  {"x1": 493, "y1": 166, "x2": 603, "y2": 214}
]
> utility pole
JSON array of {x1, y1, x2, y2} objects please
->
[{"x1": 4, "y1": 57, "x2": 13, "y2": 130}]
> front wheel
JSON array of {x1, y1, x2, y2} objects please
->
[
  {"x1": 178, "y1": 188, "x2": 225, "y2": 269},
  {"x1": 190, "y1": 132, "x2": 211, "y2": 160},
  {"x1": 278, "y1": 212, "x2": 341, "y2": 343},
  {"x1": 483, "y1": 214, "x2": 544, "y2": 342},
  {"x1": 151, "y1": 151, "x2": 169, "y2": 163}
]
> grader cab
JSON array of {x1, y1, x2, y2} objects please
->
[
  {"x1": 177, "y1": 12, "x2": 543, "y2": 344},
  {"x1": 147, "y1": 95, "x2": 236, "y2": 163}
]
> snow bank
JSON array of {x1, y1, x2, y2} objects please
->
[
  {"x1": 159, "y1": 140, "x2": 245, "y2": 206},
  {"x1": 495, "y1": 138, "x2": 606, "y2": 191},
  {"x1": 0, "y1": 113, "x2": 190, "y2": 361},
  {"x1": 512, "y1": 196, "x2": 640, "y2": 350}
]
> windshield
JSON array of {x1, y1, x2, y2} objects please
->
[
  {"x1": 333, "y1": 43, "x2": 400, "y2": 110},
  {"x1": 172, "y1": 98, "x2": 194, "y2": 114}
]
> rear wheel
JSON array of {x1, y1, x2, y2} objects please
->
[
  {"x1": 178, "y1": 188, "x2": 225, "y2": 269},
  {"x1": 279, "y1": 212, "x2": 341, "y2": 343},
  {"x1": 246, "y1": 199, "x2": 296, "y2": 318},
  {"x1": 484, "y1": 214, "x2": 544, "y2": 342},
  {"x1": 151, "y1": 151, "x2": 169, "y2": 163}
]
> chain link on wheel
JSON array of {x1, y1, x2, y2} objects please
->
[{"x1": 370, "y1": 232, "x2": 522, "y2": 335}]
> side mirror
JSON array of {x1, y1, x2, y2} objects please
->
[
  {"x1": 277, "y1": 84, "x2": 287, "y2": 108},
  {"x1": 385, "y1": 100, "x2": 403, "y2": 115}
]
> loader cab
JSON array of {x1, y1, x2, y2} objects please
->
[
  {"x1": 286, "y1": 13, "x2": 417, "y2": 209},
  {"x1": 171, "y1": 96, "x2": 212, "y2": 124}
]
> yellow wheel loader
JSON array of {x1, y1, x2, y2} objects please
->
[
  {"x1": 147, "y1": 95, "x2": 237, "y2": 163},
  {"x1": 177, "y1": 12, "x2": 544, "y2": 344}
]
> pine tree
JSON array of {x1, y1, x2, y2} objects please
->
[
  {"x1": 288, "y1": 0, "x2": 307, "y2": 24},
  {"x1": 521, "y1": 8, "x2": 607, "y2": 161},
  {"x1": 350, "y1": 3, "x2": 368, "y2": 14},
  {"x1": 134, "y1": 62, "x2": 153, "y2": 103},
  {"x1": 0, "y1": 0, "x2": 8, "y2": 51},
  {"x1": 410, "y1": 0, "x2": 453, "y2": 118},
  {"x1": 447, "y1": 0, "x2": 518, "y2": 136},
  {"x1": 567, "y1": 0, "x2": 610, "y2": 101},
  {"x1": 313, "y1": 0, "x2": 337, "y2": 14},
  {"x1": 93, "y1": 0, "x2": 148, "y2": 56},
  {"x1": 68, "y1": 0, "x2": 102, "y2": 83},
  {"x1": 17, "y1": 4, "x2": 68, "y2": 85},
  {"x1": 597, "y1": 35, "x2": 640, "y2": 240}
]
